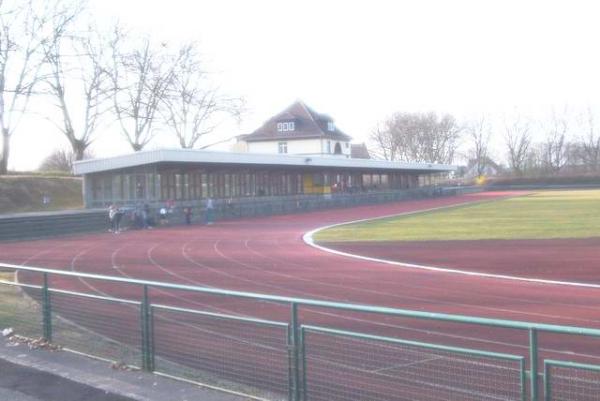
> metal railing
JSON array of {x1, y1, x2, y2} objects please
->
[
  {"x1": 1, "y1": 263, "x2": 600, "y2": 401},
  {"x1": 90, "y1": 186, "x2": 478, "y2": 226},
  {"x1": 0, "y1": 186, "x2": 479, "y2": 241}
]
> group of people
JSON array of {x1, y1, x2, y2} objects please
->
[
  {"x1": 107, "y1": 204, "x2": 124, "y2": 234},
  {"x1": 108, "y1": 198, "x2": 215, "y2": 233}
]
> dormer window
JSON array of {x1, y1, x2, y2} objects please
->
[
  {"x1": 277, "y1": 122, "x2": 295, "y2": 132},
  {"x1": 327, "y1": 121, "x2": 335, "y2": 132}
]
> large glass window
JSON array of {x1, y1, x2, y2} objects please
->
[
  {"x1": 91, "y1": 176, "x2": 101, "y2": 200},
  {"x1": 103, "y1": 176, "x2": 112, "y2": 200},
  {"x1": 135, "y1": 175, "x2": 145, "y2": 199},
  {"x1": 160, "y1": 172, "x2": 176, "y2": 200},
  {"x1": 200, "y1": 173, "x2": 209, "y2": 198}
]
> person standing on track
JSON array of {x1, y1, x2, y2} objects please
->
[
  {"x1": 159, "y1": 206, "x2": 168, "y2": 225},
  {"x1": 113, "y1": 204, "x2": 123, "y2": 234},
  {"x1": 108, "y1": 204, "x2": 117, "y2": 232},
  {"x1": 205, "y1": 197, "x2": 214, "y2": 225},
  {"x1": 184, "y1": 206, "x2": 193, "y2": 225}
]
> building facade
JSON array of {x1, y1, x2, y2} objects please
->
[
  {"x1": 235, "y1": 101, "x2": 353, "y2": 158},
  {"x1": 73, "y1": 149, "x2": 454, "y2": 208}
]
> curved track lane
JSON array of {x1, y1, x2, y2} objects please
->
[{"x1": 2, "y1": 191, "x2": 600, "y2": 395}]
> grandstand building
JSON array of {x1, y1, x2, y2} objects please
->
[{"x1": 73, "y1": 102, "x2": 455, "y2": 208}]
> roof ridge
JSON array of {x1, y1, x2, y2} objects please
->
[{"x1": 297, "y1": 101, "x2": 328, "y2": 136}]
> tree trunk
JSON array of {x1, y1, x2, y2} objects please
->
[
  {"x1": 72, "y1": 139, "x2": 87, "y2": 161},
  {"x1": 0, "y1": 128, "x2": 9, "y2": 175}
]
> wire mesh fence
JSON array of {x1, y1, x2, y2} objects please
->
[
  {"x1": 300, "y1": 326, "x2": 525, "y2": 401},
  {"x1": 544, "y1": 360, "x2": 600, "y2": 401},
  {"x1": 0, "y1": 276, "x2": 43, "y2": 339},
  {"x1": 151, "y1": 304, "x2": 290, "y2": 400},
  {"x1": 49, "y1": 289, "x2": 143, "y2": 367},
  {"x1": 3, "y1": 265, "x2": 600, "y2": 401}
]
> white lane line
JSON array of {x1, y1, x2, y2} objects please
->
[
  {"x1": 370, "y1": 356, "x2": 444, "y2": 373},
  {"x1": 303, "y1": 205, "x2": 600, "y2": 290}
]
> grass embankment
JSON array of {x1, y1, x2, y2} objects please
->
[
  {"x1": 0, "y1": 272, "x2": 42, "y2": 337},
  {"x1": 0, "y1": 175, "x2": 83, "y2": 214},
  {"x1": 314, "y1": 190, "x2": 600, "y2": 242}
]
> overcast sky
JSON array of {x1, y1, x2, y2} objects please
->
[{"x1": 10, "y1": 0, "x2": 600, "y2": 170}]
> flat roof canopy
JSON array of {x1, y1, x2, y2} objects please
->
[{"x1": 73, "y1": 149, "x2": 456, "y2": 175}]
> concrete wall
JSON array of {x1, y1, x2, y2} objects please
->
[{"x1": 0, "y1": 209, "x2": 107, "y2": 241}]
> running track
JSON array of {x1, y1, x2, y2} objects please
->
[{"x1": 2, "y1": 191, "x2": 600, "y2": 399}]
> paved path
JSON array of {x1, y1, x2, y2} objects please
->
[
  {"x1": 0, "y1": 338, "x2": 251, "y2": 401},
  {"x1": 0, "y1": 358, "x2": 135, "y2": 401}
]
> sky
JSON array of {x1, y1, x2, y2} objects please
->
[{"x1": 9, "y1": 0, "x2": 600, "y2": 170}]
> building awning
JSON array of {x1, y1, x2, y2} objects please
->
[{"x1": 73, "y1": 149, "x2": 456, "y2": 175}]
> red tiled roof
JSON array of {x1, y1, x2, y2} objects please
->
[
  {"x1": 351, "y1": 143, "x2": 371, "y2": 159},
  {"x1": 243, "y1": 101, "x2": 353, "y2": 142}
]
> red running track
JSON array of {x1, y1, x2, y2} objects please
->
[
  {"x1": 322, "y1": 238, "x2": 600, "y2": 284},
  {"x1": 2, "y1": 191, "x2": 600, "y2": 399}
]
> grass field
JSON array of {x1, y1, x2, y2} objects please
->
[
  {"x1": 314, "y1": 190, "x2": 600, "y2": 242},
  {"x1": 0, "y1": 272, "x2": 43, "y2": 338},
  {"x1": 0, "y1": 176, "x2": 82, "y2": 214}
]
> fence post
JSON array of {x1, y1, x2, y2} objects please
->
[
  {"x1": 529, "y1": 328, "x2": 539, "y2": 401},
  {"x1": 300, "y1": 327, "x2": 307, "y2": 401},
  {"x1": 289, "y1": 303, "x2": 301, "y2": 401},
  {"x1": 140, "y1": 285, "x2": 154, "y2": 371},
  {"x1": 543, "y1": 361, "x2": 550, "y2": 401},
  {"x1": 42, "y1": 272, "x2": 52, "y2": 342}
]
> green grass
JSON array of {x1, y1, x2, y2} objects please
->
[
  {"x1": 314, "y1": 190, "x2": 600, "y2": 242},
  {"x1": 0, "y1": 273, "x2": 141, "y2": 366},
  {"x1": 0, "y1": 176, "x2": 83, "y2": 214},
  {"x1": 0, "y1": 273, "x2": 43, "y2": 337}
]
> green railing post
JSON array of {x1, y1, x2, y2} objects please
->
[
  {"x1": 543, "y1": 361, "x2": 550, "y2": 401},
  {"x1": 290, "y1": 302, "x2": 301, "y2": 401},
  {"x1": 149, "y1": 304, "x2": 155, "y2": 371},
  {"x1": 520, "y1": 358, "x2": 527, "y2": 401},
  {"x1": 140, "y1": 285, "x2": 153, "y2": 371},
  {"x1": 42, "y1": 272, "x2": 52, "y2": 342},
  {"x1": 300, "y1": 327, "x2": 307, "y2": 401},
  {"x1": 530, "y1": 328, "x2": 539, "y2": 401}
]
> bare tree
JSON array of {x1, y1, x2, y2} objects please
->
[
  {"x1": 38, "y1": 147, "x2": 91, "y2": 172},
  {"x1": 370, "y1": 111, "x2": 461, "y2": 164},
  {"x1": 541, "y1": 108, "x2": 569, "y2": 172},
  {"x1": 161, "y1": 43, "x2": 243, "y2": 149},
  {"x1": 504, "y1": 114, "x2": 531, "y2": 175},
  {"x1": 110, "y1": 28, "x2": 175, "y2": 151},
  {"x1": 0, "y1": 0, "x2": 61, "y2": 174},
  {"x1": 40, "y1": 7, "x2": 111, "y2": 161},
  {"x1": 465, "y1": 115, "x2": 492, "y2": 177},
  {"x1": 369, "y1": 121, "x2": 398, "y2": 160},
  {"x1": 579, "y1": 106, "x2": 600, "y2": 171}
]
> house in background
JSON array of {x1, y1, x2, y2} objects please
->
[
  {"x1": 73, "y1": 100, "x2": 456, "y2": 208},
  {"x1": 350, "y1": 143, "x2": 371, "y2": 159},
  {"x1": 461, "y1": 157, "x2": 504, "y2": 178},
  {"x1": 234, "y1": 101, "x2": 353, "y2": 158}
]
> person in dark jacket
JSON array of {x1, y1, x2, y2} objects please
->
[{"x1": 184, "y1": 207, "x2": 193, "y2": 225}]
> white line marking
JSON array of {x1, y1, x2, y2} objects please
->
[
  {"x1": 303, "y1": 202, "x2": 600, "y2": 289},
  {"x1": 370, "y1": 356, "x2": 444, "y2": 373}
]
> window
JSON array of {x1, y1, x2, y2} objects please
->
[
  {"x1": 277, "y1": 121, "x2": 295, "y2": 132},
  {"x1": 334, "y1": 142, "x2": 342, "y2": 154},
  {"x1": 327, "y1": 121, "x2": 335, "y2": 131},
  {"x1": 278, "y1": 141, "x2": 288, "y2": 154},
  {"x1": 326, "y1": 140, "x2": 331, "y2": 153},
  {"x1": 345, "y1": 142, "x2": 349, "y2": 149}
]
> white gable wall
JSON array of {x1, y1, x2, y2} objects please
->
[{"x1": 245, "y1": 138, "x2": 351, "y2": 157}]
